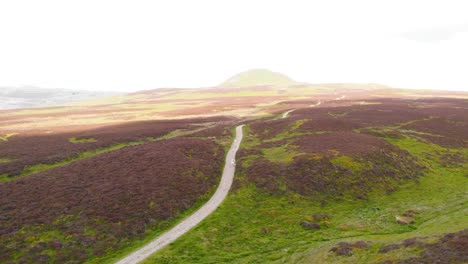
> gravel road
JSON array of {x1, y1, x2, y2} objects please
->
[
  {"x1": 282, "y1": 100, "x2": 322, "y2": 119},
  {"x1": 115, "y1": 125, "x2": 245, "y2": 264},
  {"x1": 282, "y1": 109, "x2": 296, "y2": 118}
]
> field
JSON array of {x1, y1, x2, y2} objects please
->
[
  {"x1": 0, "y1": 117, "x2": 230, "y2": 181},
  {"x1": 142, "y1": 97, "x2": 468, "y2": 264},
  {"x1": 0, "y1": 135, "x2": 229, "y2": 263},
  {"x1": 0, "y1": 71, "x2": 467, "y2": 263}
]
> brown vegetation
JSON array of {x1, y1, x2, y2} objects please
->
[
  {"x1": 378, "y1": 229, "x2": 468, "y2": 264},
  {"x1": 293, "y1": 132, "x2": 390, "y2": 156},
  {"x1": 330, "y1": 241, "x2": 370, "y2": 256},
  {"x1": 0, "y1": 117, "x2": 229, "y2": 177},
  {"x1": 0, "y1": 137, "x2": 224, "y2": 262},
  {"x1": 244, "y1": 147, "x2": 423, "y2": 201},
  {"x1": 238, "y1": 98, "x2": 468, "y2": 201}
]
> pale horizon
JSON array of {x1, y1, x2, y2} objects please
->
[{"x1": 1, "y1": 0, "x2": 468, "y2": 92}]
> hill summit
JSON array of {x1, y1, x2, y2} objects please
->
[{"x1": 219, "y1": 69, "x2": 297, "y2": 87}]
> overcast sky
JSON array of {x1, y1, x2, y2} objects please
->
[{"x1": 1, "y1": 0, "x2": 467, "y2": 92}]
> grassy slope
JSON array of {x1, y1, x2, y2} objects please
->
[{"x1": 143, "y1": 130, "x2": 467, "y2": 263}]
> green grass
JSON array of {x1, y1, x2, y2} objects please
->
[
  {"x1": 262, "y1": 145, "x2": 303, "y2": 163},
  {"x1": 240, "y1": 125, "x2": 262, "y2": 148},
  {"x1": 141, "y1": 134, "x2": 467, "y2": 264},
  {"x1": 69, "y1": 137, "x2": 97, "y2": 143},
  {"x1": 331, "y1": 156, "x2": 369, "y2": 172}
]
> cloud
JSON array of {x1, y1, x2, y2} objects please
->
[{"x1": 401, "y1": 23, "x2": 468, "y2": 43}]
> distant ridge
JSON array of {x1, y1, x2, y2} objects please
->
[
  {"x1": 219, "y1": 69, "x2": 298, "y2": 87},
  {"x1": 0, "y1": 86, "x2": 119, "y2": 109}
]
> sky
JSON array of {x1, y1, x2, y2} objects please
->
[{"x1": 0, "y1": 0, "x2": 467, "y2": 92}]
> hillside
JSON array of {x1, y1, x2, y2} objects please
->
[
  {"x1": 143, "y1": 97, "x2": 468, "y2": 264},
  {"x1": 219, "y1": 69, "x2": 298, "y2": 87},
  {"x1": 0, "y1": 71, "x2": 467, "y2": 263}
]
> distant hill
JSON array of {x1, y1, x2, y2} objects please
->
[
  {"x1": 219, "y1": 69, "x2": 298, "y2": 87},
  {"x1": 0, "y1": 86, "x2": 119, "y2": 109}
]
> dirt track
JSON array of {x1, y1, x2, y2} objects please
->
[
  {"x1": 115, "y1": 125, "x2": 245, "y2": 264},
  {"x1": 282, "y1": 109, "x2": 296, "y2": 118},
  {"x1": 282, "y1": 100, "x2": 322, "y2": 119}
]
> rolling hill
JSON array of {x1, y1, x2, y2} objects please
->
[{"x1": 219, "y1": 69, "x2": 298, "y2": 87}]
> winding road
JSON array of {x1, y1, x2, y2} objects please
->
[
  {"x1": 115, "y1": 125, "x2": 245, "y2": 264},
  {"x1": 281, "y1": 94, "x2": 346, "y2": 118},
  {"x1": 282, "y1": 109, "x2": 296, "y2": 118},
  {"x1": 282, "y1": 100, "x2": 322, "y2": 119}
]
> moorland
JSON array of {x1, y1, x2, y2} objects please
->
[{"x1": 0, "y1": 69, "x2": 466, "y2": 264}]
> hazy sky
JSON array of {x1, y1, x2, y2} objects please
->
[{"x1": 1, "y1": 0, "x2": 467, "y2": 92}]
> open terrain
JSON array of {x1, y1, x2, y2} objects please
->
[
  {"x1": 141, "y1": 95, "x2": 467, "y2": 264},
  {"x1": 0, "y1": 70, "x2": 467, "y2": 263}
]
